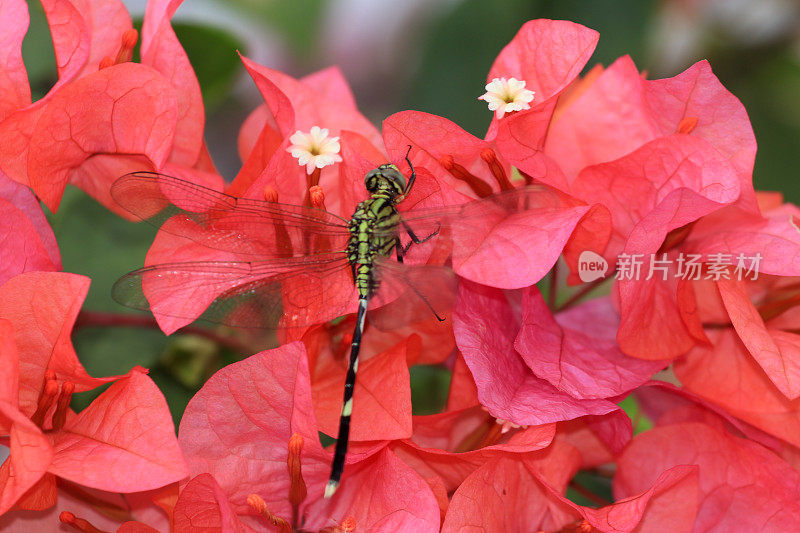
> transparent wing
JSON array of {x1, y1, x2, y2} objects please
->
[
  {"x1": 381, "y1": 185, "x2": 582, "y2": 272},
  {"x1": 112, "y1": 254, "x2": 357, "y2": 330},
  {"x1": 366, "y1": 257, "x2": 458, "y2": 331},
  {"x1": 112, "y1": 172, "x2": 351, "y2": 257},
  {"x1": 388, "y1": 184, "x2": 557, "y2": 241}
]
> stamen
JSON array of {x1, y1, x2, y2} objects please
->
[
  {"x1": 31, "y1": 379, "x2": 59, "y2": 428},
  {"x1": 52, "y1": 381, "x2": 75, "y2": 431},
  {"x1": 438, "y1": 155, "x2": 493, "y2": 198},
  {"x1": 59, "y1": 511, "x2": 107, "y2": 533},
  {"x1": 247, "y1": 494, "x2": 292, "y2": 533},
  {"x1": 337, "y1": 516, "x2": 357, "y2": 532},
  {"x1": 114, "y1": 29, "x2": 138, "y2": 64},
  {"x1": 287, "y1": 433, "x2": 307, "y2": 526},
  {"x1": 98, "y1": 56, "x2": 115, "y2": 70},
  {"x1": 677, "y1": 116, "x2": 698, "y2": 134},
  {"x1": 260, "y1": 185, "x2": 293, "y2": 254},
  {"x1": 337, "y1": 326, "x2": 354, "y2": 359},
  {"x1": 476, "y1": 420, "x2": 504, "y2": 448},
  {"x1": 304, "y1": 185, "x2": 331, "y2": 253},
  {"x1": 455, "y1": 414, "x2": 525, "y2": 452},
  {"x1": 321, "y1": 517, "x2": 358, "y2": 533},
  {"x1": 308, "y1": 167, "x2": 322, "y2": 189},
  {"x1": 324, "y1": 323, "x2": 354, "y2": 364},
  {"x1": 308, "y1": 185, "x2": 326, "y2": 211},
  {"x1": 480, "y1": 148, "x2": 513, "y2": 191},
  {"x1": 56, "y1": 479, "x2": 131, "y2": 522},
  {"x1": 453, "y1": 417, "x2": 495, "y2": 453},
  {"x1": 263, "y1": 186, "x2": 279, "y2": 203}
]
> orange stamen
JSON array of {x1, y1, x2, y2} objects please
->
[
  {"x1": 114, "y1": 29, "x2": 138, "y2": 64},
  {"x1": 59, "y1": 511, "x2": 107, "y2": 533},
  {"x1": 308, "y1": 185, "x2": 326, "y2": 211},
  {"x1": 438, "y1": 155, "x2": 493, "y2": 197},
  {"x1": 56, "y1": 478, "x2": 132, "y2": 522},
  {"x1": 338, "y1": 516, "x2": 357, "y2": 532},
  {"x1": 98, "y1": 56, "x2": 115, "y2": 70},
  {"x1": 307, "y1": 167, "x2": 322, "y2": 189},
  {"x1": 480, "y1": 148, "x2": 513, "y2": 191},
  {"x1": 263, "y1": 186, "x2": 279, "y2": 203},
  {"x1": 453, "y1": 417, "x2": 495, "y2": 453},
  {"x1": 476, "y1": 420, "x2": 505, "y2": 448},
  {"x1": 677, "y1": 116, "x2": 698, "y2": 134},
  {"x1": 31, "y1": 379, "x2": 59, "y2": 428},
  {"x1": 263, "y1": 185, "x2": 292, "y2": 256},
  {"x1": 288, "y1": 433, "x2": 307, "y2": 526},
  {"x1": 246, "y1": 493, "x2": 268, "y2": 515},
  {"x1": 52, "y1": 381, "x2": 75, "y2": 431},
  {"x1": 305, "y1": 185, "x2": 331, "y2": 253},
  {"x1": 247, "y1": 494, "x2": 292, "y2": 533}
]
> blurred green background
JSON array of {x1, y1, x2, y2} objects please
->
[{"x1": 20, "y1": 0, "x2": 800, "y2": 424}]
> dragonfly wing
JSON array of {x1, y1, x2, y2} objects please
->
[
  {"x1": 112, "y1": 255, "x2": 356, "y2": 333},
  {"x1": 112, "y1": 172, "x2": 351, "y2": 257},
  {"x1": 386, "y1": 185, "x2": 592, "y2": 288},
  {"x1": 366, "y1": 257, "x2": 457, "y2": 331}
]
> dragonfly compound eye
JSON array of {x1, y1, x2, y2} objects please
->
[{"x1": 364, "y1": 164, "x2": 406, "y2": 196}]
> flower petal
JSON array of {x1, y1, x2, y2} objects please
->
[{"x1": 48, "y1": 370, "x2": 189, "y2": 492}]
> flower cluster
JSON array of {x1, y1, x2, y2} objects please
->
[{"x1": 2, "y1": 1, "x2": 800, "y2": 532}]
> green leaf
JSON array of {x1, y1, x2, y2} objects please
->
[
  {"x1": 410, "y1": 365, "x2": 451, "y2": 415},
  {"x1": 618, "y1": 395, "x2": 653, "y2": 434},
  {"x1": 21, "y1": 0, "x2": 57, "y2": 101}
]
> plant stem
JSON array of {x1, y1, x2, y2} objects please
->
[
  {"x1": 548, "y1": 261, "x2": 559, "y2": 308},
  {"x1": 568, "y1": 479, "x2": 611, "y2": 507},
  {"x1": 555, "y1": 277, "x2": 610, "y2": 312},
  {"x1": 74, "y1": 310, "x2": 252, "y2": 354}
]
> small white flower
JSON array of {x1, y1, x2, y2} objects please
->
[
  {"x1": 478, "y1": 77, "x2": 535, "y2": 119},
  {"x1": 286, "y1": 126, "x2": 343, "y2": 174}
]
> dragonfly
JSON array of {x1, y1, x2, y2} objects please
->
[{"x1": 111, "y1": 151, "x2": 562, "y2": 497}]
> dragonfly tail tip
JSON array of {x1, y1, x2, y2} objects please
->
[{"x1": 324, "y1": 480, "x2": 339, "y2": 499}]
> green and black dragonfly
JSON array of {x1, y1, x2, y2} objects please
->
[{"x1": 111, "y1": 151, "x2": 554, "y2": 496}]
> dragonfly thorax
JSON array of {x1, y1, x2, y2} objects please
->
[
  {"x1": 347, "y1": 195, "x2": 401, "y2": 299},
  {"x1": 364, "y1": 164, "x2": 406, "y2": 201}
]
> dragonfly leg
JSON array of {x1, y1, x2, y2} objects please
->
[
  {"x1": 404, "y1": 278, "x2": 447, "y2": 322},
  {"x1": 402, "y1": 145, "x2": 416, "y2": 197},
  {"x1": 395, "y1": 237, "x2": 405, "y2": 263},
  {"x1": 399, "y1": 220, "x2": 441, "y2": 256}
]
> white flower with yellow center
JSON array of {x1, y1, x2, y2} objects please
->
[
  {"x1": 478, "y1": 77, "x2": 535, "y2": 119},
  {"x1": 286, "y1": 126, "x2": 343, "y2": 174}
]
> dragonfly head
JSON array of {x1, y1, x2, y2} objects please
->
[{"x1": 364, "y1": 164, "x2": 406, "y2": 199}]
